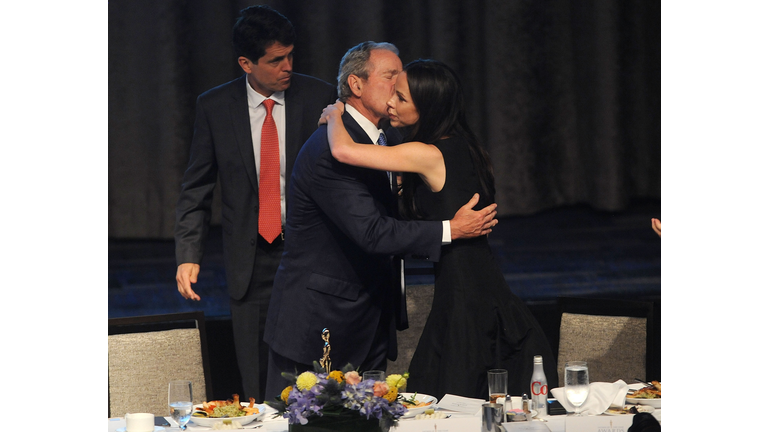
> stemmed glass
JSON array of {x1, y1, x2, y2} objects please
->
[
  {"x1": 168, "y1": 380, "x2": 193, "y2": 430},
  {"x1": 363, "y1": 370, "x2": 385, "y2": 382},
  {"x1": 564, "y1": 361, "x2": 590, "y2": 416}
]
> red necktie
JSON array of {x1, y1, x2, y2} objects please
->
[{"x1": 259, "y1": 99, "x2": 282, "y2": 243}]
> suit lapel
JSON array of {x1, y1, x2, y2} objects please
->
[
  {"x1": 230, "y1": 75, "x2": 260, "y2": 194},
  {"x1": 284, "y1": 82, "x2": 304, "y2": 200},
  {"x1": 341, "y1": 112, "x2": 392, "y2": 197}
]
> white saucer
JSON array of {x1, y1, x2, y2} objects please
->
[{"x1": 116, "y1": 427, "x2": 165, "y2": 432}]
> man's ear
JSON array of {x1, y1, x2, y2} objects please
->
[
  {"x1": 348, "y1": 75, "x2": 364, "y2": 97},
  {"x1": 238, "y1": 56, "x2": 253, "y2": 74}
]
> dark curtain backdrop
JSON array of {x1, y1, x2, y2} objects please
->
[{"x1": 109, "y1": 0, "x2": 660, "y2": 239}]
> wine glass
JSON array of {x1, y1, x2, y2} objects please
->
[
  {"x1": 363, "y1": 370, "x2": 385, "y2": 382},
  {"x1": 168, "y1": 380, "x2": 193, "y2": 430},
  {"x1": 564, "y1": 361, "x2": 589, "y2": 416}
]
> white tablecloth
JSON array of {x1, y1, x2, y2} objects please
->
[{"x1": 108, "y1": 405, "x2": 662, "y2": 432}]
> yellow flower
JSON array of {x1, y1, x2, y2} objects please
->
[
  {"x1": 296, "y1": 371, "x2": 318, "y2": 391},
  {"x1": 383, "y1": 385, "x2": 398, "y2": 403},
  {"x1": 280, "y1": 386, "x2": 292, "y2": 403},
  {"x1": 386, "y1": 374, "x2": 407, "y2": 391},
  {"x1": 328, "y1": 370, "x2": 345, "y2": 383}
]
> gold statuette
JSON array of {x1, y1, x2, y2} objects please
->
[{"x1": 320, "y1": 328, "x2": 332, "y2": 374}]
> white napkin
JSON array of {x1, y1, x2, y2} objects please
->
[{"x1": 550, "y1": 380, "x2": 628, "y2": 415}]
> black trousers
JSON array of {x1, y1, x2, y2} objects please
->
[{"x1": 230, "y1": 234, "x2": 283, "y2": 402}]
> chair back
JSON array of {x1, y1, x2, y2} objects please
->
[
  {"x1": 555, "y1": 297, "x2": 658, "y2": 385},
  {"x1": 108, "y1": 312, "x2": 212, "y2": 417}
]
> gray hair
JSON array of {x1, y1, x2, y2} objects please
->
[{"x1": 337, "y1": 41, "x2": 399, "y2": 101}]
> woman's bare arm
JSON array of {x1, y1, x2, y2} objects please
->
[{"x1": 319, "y1": 101, "x2": 446, "y2": 191}]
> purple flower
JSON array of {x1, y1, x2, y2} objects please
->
[{"x1": 280, "y1": 368, "x2": 406, "y2": 431}]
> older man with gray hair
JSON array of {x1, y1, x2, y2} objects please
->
[{"x1": 262, "y1": 41, "x2": 497, "y2": 400}]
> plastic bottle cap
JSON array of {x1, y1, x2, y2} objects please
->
[{"x1": 533, "y1": 355, "x2": 542, "y2": 364}]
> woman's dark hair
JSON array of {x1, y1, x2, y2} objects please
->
[{"x1": 398, "y1": 59, "x2": 495, "y2": 219}]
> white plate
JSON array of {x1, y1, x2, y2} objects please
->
[
  {"x1": 188, "y1": 402, "x2": 266, "y2": 427},
  {"x1": 400, "y1": 392, "x2": 438, "y2": 418},
  {"x1": 116, "y1": 427, "x2": 165, "y2": 432},
  {"x1": 625, "y1": 397, "x2": 661, "y2": 408},
  {"x1": 604, "y1": 405, "x2": 655, "y2": 416},
  {"x1": 625, "y1": 383, "x2": 661, "y2": 408}
]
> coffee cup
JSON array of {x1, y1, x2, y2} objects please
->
[{"x1": 125, "y1": 412, "x2": 154, "y2": 432}]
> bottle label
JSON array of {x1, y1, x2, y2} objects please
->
[{"x1": 531, "y1": 381, "x2": 548, "y2": 396}]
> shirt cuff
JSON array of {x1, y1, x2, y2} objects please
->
[{"x1": 442, "y1": 220, "x2": 452, "y2": 245}]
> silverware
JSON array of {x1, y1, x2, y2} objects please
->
[{"x1": 634, "y1": 378, "x2": 654, "y2": 387}]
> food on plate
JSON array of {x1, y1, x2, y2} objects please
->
[
  {"x1": 627, "y1": 381, "x2": 661, "y2": 399},
  {"x1": 212, "y1": 420, "x2": 243, "y2": 429},
  {"x1": 401, "y1": 393, "x2": 433, "y2": 408},
  {"x1": 607, "y1": 406, "x2": 639, "y2": 415},
  {"x1": 192, "y1": 394, "x2": 260, "y2": 418},
  {"x1": 413, "y1": 411, "x2": 448, "y2": 420},
  {"x1": 606, "y1": 405, "x2": 654, "y2": 415}
]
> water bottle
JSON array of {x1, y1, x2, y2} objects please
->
[{"x1": 530, "y1": 355, "x2": 549, "y2": 417}]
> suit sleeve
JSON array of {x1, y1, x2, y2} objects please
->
[
  {"x1": 310, "y1": 143, "x2": 443, "y2": 261},
  {"x1": 174, "y1": 96, "x2": 218, "y2": 266}
]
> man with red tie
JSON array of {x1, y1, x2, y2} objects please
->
[{"x1": 174, "y1": 5, "x2": 336, "y2": 402}]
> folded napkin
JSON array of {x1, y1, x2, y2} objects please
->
[{"x1": 551, "y1": 380, "x2": 628, "y2": 415}]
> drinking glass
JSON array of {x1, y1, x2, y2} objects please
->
[
  {"x1": 487, "y1": 369, "x2": 508, "y2": 402},
  {"x1": 363, "y1": 370, "x2": 386, "y2": 382},
  {"x1": 168, "y1": 380, "x2": 194, "y2": 430},
  {"x1": 564, "y1": 361, "x2": 589, "y2": 416}
]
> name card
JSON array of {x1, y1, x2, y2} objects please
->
[
  {"x1": 541, "y1": 415, "x2": 634, "y2": 432},
  {"x1": 503, "y1": 421, "x2": 551, "y2": 431},
  {"x1": 393, "y1": 416, "x2": 478, "y2": 432}
]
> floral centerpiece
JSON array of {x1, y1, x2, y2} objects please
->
[{"x1": 266, "y1": 362, "x2": 410, "y2": 432}]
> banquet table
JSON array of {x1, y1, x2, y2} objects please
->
[{"x1": 107, "y1": 401, "x2": 661, "y2": 432}]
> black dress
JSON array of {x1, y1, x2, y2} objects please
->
[{"x1": 406, "y1": 136, "x2": 558, "y2": 400}]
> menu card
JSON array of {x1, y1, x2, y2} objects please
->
[{"x1": 436, "y1": 394, "x2": 486, "y2": 415}]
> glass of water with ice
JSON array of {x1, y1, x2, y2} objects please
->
[
  {"x1": 564, "y1": 361, "x2": 589, "y2": 416},
  {"x1": 168, "y1": 380, "x2": 194, "y2": 430}
]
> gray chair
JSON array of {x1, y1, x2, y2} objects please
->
[
  {"x1": 108, "y1": 311, "x2": 213, "y2": 417},
  {"x1": 387, "y1": 284, "x2": 435, "y2": 377},
  {"x1": 554, "y1": 297, "x2": 659, "y2": 385}
]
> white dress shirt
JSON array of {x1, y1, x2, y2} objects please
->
[{"x1": 246, "y1": 81, "x2": 287, "y2": 225}]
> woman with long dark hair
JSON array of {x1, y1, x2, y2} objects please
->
[{"x1": 319, "y1": 59, "x2": 557, "y2": 399}]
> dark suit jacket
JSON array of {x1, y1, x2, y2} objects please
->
[
  {"x1": 175, "y1": 73, "x2": 337, "y2": 300},
  {"x1": 264, "y1": 112, "x2": 443, "y2": 367}
]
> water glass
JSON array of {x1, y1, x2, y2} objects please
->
[
  {"x1": 564, "y1": 361, "x2": 589, "y2": 415},
  {"x1": 363, "y1": 370, "x2": 385, "y2": 382},
  {"x1": 487, "y1": 369, "x2": 508, "y2": 402},
  {"x1": 168, "y1": 380, "x2": 193, "y2": 430}
]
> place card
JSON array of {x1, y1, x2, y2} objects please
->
[
  {"x1": 395, "y1": 416, "x2": 478, "y2": 432},
  {"x1": 503, "y1": 421, "x2": 551, "y2": 431},
  {"x1": 552, "y1": 415, "x2": 633, "y2": 432},
  {"x1": 436, "y1": 394, "x2": 485, "y2": 415}
]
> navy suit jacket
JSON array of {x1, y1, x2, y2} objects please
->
[
  {"x1": 175, "y1": 73, "x2": 337, "y2": 300},
  {"x1": 264, "y1": 112, "x2": 443, "y2": 367}
]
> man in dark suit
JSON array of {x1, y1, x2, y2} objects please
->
[
  {"x1": 263, "y1": 41, "x2": 498, "y2": 399},
  {"x1": 174, "y1": 5, "x2": 337, "y2": 402}
]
